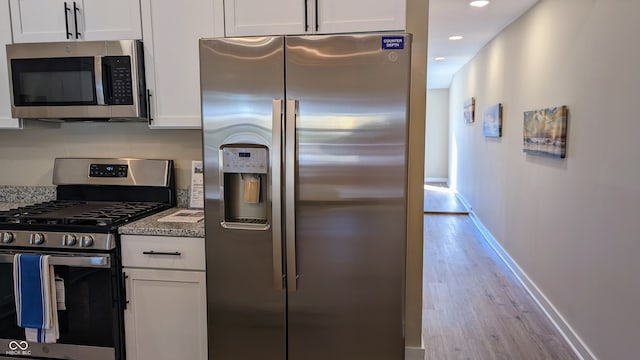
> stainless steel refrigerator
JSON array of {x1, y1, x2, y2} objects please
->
[{"x1": 200, "y1": 33, "x2": 412, "y2": 360}]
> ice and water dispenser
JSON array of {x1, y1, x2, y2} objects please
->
[{"x1": 221, "y1": 145, "x2": 269, "y2": 228}]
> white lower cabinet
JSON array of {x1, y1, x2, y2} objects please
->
[{"x1": 122, "y1": 235, "x2": 207, "y2": 360}]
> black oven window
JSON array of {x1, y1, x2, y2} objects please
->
[
  {"x1": 11, "y1": 57, "x2": 97, "y2": 106},
  {"x1": 0, "y1": 262, "x2": 118, "y2": 348}
]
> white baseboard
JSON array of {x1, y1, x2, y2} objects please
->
[
  {"x1": 454, "y1": 192, "x2": 472, "y2": 211},
  {"x1": 405, "y1": 346, "x2": 425, "y2": 360},
  {"x1": 457, "y1": 194, "x2": 596, "y2": 360},
  {"x1": 424, "y1": 177, "x2": 448, "y2": 184}
]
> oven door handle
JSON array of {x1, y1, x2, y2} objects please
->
[{"x1": 0, "y1": 254, "x2": 110, "y2": 268}]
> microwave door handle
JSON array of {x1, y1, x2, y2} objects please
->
[{"x1": 95, "y1": 57, "x2": 106, "y2": 105}]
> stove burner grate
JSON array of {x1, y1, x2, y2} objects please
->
[{"x1": 0, "y1": 200, "x2": 168, "y2": 229}]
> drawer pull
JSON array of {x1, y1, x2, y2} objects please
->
[{"x1": 142, "y1": 251, "x2": 182, "y2": 256}]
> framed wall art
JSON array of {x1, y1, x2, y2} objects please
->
[
  {"x1": 463, "y1": 97, "x2": 475, "y2": 124},
  {"x1": 483, "y1": 103, "x2": 502, "y2": 137},
  {"x1": 523, "y1": 105, "x2": 568, "y2": 158}
]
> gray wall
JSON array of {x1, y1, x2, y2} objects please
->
[
  {"x1": 449, "y1": 0, "x2": 640, "y2": 358},
  {"x1": 0, "y1": 122, "x2": 202, "y2": 189},
  {"x1": 424, "y1": 88, "x2": 449, "y2": 182}
]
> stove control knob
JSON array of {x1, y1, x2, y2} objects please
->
[
  {"x1": 63, "y1": 234, "x2": 77, "y2": 247},
  {"x1": 30, "y1": 233, "x2": 45, "y2": 245},
  {"x1": 1, "y1": 232, "x2": 15, "y2": 244},
  {"x1": 80, "y1": 235, "x2": 94, "y2": 248}
]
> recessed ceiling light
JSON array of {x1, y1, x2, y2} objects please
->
[
  {"x1": 449, "y1": 35, "x2": 463, "y2": 41},
  {"x1": 435, "y1": 57, "x2": 446, "y2": 61},
  {"x1": 469, "y1": 0, "x2": 490, "y2": 7}
]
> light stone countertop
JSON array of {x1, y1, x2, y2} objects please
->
[
  {"x1": 119, "y1": 207, "x2": 205, "y2": 238},
  {"x1": 0, "y1": 186, "x2": 56, "y2": 203},
  {"x1": 0, "y1": 203, "x2": 31, "y2": 211}
]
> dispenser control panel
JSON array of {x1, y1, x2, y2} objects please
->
[{"x1": 222, "y1": 146, "x2": 268, "y2": 174}]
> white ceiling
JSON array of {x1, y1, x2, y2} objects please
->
[{"x1": 427, "y1": 0, "x2": 539, "y2": 89}]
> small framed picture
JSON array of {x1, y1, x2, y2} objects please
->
[
  {"x1": 463, "y1": 97, "x2": 475, "y2": 123},
  {"x1": 523, "y1": 105, "x2": 568, "y2": 158},
  {"x1": 483, "y1": 103, "x2": 502, "y2": 137}
]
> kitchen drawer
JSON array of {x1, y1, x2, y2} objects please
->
[{"x1": 121, "y1": 235, "x2": 205, "y2": 271}]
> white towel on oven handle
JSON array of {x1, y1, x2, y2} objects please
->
[
  {"x1": 55, "y1": 275, "x2": 66, "y2": 311},
  {"x1": 25, "y1": 259, "x2": 60, "y2": 343},
  {"x1": 13, "y1": 254, "x2": 60, "y2": 343}
]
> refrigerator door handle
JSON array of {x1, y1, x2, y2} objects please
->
[
  {"x1": 272, "y1": 99, "x2": 285, "y2": 291},
  {"x1": 285, "y1": 99, "x2": 298, "y2": 292}
]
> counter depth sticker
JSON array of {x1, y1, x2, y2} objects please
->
[{"x1": 382, "y1": 36, "x2": 404, "y2": 50}]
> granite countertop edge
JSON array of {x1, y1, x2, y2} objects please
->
[
  {"x1": 119, "y1": 207, "x2": 205, "y2": 238},
  {"x1": 0, "y1": 201, "x2": 205, "y2": 238}
]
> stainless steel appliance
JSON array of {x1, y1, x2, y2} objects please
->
[
  {"x1": 0, "y1": 158, "x2": 175, "y2": 360},
  {"x1": 6, "y1": 40, "x2": 148, "y2": 121},
  {"x1": 200, "y1": 33, "x2": 411, "y2": 359}
]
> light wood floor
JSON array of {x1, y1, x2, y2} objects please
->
[
  {"x1": 424, "y1": 184, "x2": 468, "y2": 214},
  {"x1": 423, "y1": 214, "x2": 577, "y2": 360}
]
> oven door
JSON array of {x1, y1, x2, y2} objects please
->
[{"x1": 0, "y1": 251, "x2": 123, "y2": 360}]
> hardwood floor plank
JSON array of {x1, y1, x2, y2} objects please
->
[
  {"x1": 424, "y1": 186, "x2": 469, "y2": 214},
  {"x1": 423, "y1": 215, "x2": 577, "y2": 359}
]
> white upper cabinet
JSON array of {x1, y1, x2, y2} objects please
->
[
  {"x1": 225, "y1": 0, "x2": 307, "y2": 36},
  {"x1": 0, "y1": 1, "x2": 22, "y2": 129},
  {"x1": 315, "y1": 0, "x2": 405, "y2": 34},
  {"x1": 224, "y1": 0, "x2": 405, "y2": 36},
  {"x1": 141, "y1": 0, "x2": 224, "y2": 128},
  {"x1": 79, "y1": 0, "x2": 142, "y2": 40},
  {"x1": 9, "y1": 0, "x2": 142, "y2": 43}
]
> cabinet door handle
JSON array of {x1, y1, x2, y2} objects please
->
[
  {"x1": 304, "y1": 0, "x2": 309, "y2": 32},
  {"x1": 315, "y1": 0, "x2": 319, "y2": 31},
  {"x1": 146, "y1": 89, "x2": 153, "y2": 125},
  {"x1": 64, "y1": 2, "x2": 72, "y2": 39},
  {"x1": 73, "y1": 2, "x2": 81, "y2": 39},
  {"x1": 122, "y1": 272, "x2": 129, "y2": 310},
  {"x1": 142, "y1": 251, "x2": 182, "y2": 256}
]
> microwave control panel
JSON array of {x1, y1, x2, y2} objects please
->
[
  {"x1": 222, "y1": 146, "x2": 268, "y2": 174},
  {"x1": 103, "y1": 56, "x2": 133, "y2": 105}
]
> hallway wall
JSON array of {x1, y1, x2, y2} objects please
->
[
  {"x1": 449, "y1": 1, "x2": 640, "y2": 359},
  {"x1": 425, "y1": 89, "x2": 449, "y2": 182}
]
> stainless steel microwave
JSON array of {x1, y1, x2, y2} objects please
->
[{"x1": 6, "y1": 40, "x2": 147, "y2": 121}]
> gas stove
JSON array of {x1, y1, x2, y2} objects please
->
[{"x1": 0, "y1": 158, "x2": 175, "y2": 360}]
